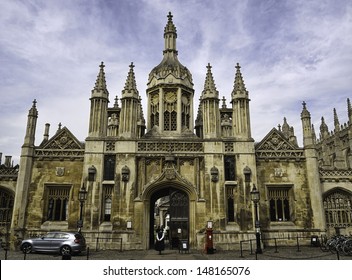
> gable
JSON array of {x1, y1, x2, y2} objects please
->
[
  {"x1": 255, "y1": 128, "x2": 304, "y2": 160},
  {"x1": 40, "y1": 127, "x2": 84, "y2": 150}
]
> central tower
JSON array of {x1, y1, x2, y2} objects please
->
[{"x1": 146, "y1": 12, "x2": 195, "y2": 137}]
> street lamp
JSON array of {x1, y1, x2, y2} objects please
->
[
  {"x1": 250, "y1": 184, "x2": 262, "y2": 254},
  {"x1": 78, "y1": 183, "x2": 88, "y2": 233}
]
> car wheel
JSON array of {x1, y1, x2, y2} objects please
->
[
  {"x1": 22, "y1": 243, "x2": 32, "y2": 254},
  {"x1": 60, "y1": 245, "x2": 72, "y2": 256}
]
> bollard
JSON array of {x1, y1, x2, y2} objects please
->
[
  {"x1": 86, "y1": 247, "x2": 90, "y2": 260},
  {"x1": 296, "y1": 236, "x2": 301, "y2": 252},
  {"x1": 274, "y1": 238, "x2": 278, "y2": 253}
]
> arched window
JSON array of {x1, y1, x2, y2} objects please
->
[
  {"x1": 164, "y1": 91, "x2": 177, "y2": 131},
  {"x1": 102, "y1": 185, "x2": 113, "y2": 222},
  {"x1": 0, "y1": 188, "x2": 14, "y2": 226},
  {"x1": 324, "y1": 189, "x2": 352, "y2": 228}
]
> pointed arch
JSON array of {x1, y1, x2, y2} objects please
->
[{"x1": 323, "y1": 187, "x2": 352, "y2": 229}]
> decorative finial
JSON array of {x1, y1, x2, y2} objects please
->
[
  {"x1": 222, "y1": 96, "x2": 227, "y2": 108},
  {"x1": 114, "y1": 96, "x2": 119, "y2": 107},
  {"x1": 167, "y1": 11, "x2": 173, "y2": 22}
]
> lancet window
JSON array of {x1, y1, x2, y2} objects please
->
[{"x1": 164, "y1": 91, "x2": 177, "y2": 131}]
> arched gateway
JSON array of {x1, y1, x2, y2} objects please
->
[
  {"x1": 149, "y1": 187, "x2": 189, "y2": 248},
  {"x1": 141, "y1": 174, "x2": 198, "y2": 250}
]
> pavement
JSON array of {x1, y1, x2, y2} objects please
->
[{"x1": 1, "y1": 245, "x2": 351, "y2": 260}]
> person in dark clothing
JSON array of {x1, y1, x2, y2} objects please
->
[{"x1": 154, "y1": 227, "x2": 165, "y2": 254}]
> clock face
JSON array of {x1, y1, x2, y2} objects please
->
[{"x1": 165, "y1": 91, "x2": 176, "y2": 103}]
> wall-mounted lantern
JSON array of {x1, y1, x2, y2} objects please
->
[
  {"x1": 121, "y1": 165, "x2": 130, "y2": 182},
  {"x1": 88, "y1": 165, "x2": 97, "y2": 182},
  {"x1": 210, "y1": 166, "x2": 219, "y2": 182},
  {"x1": 243, "y1": 166, "x2": 251, "y2": 183}
]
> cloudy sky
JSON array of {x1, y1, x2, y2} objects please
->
[{"x1": 1, "y1": 0, "x2": 351, "y2": 164}]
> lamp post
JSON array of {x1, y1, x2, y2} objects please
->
[
  {"x1": 78, "y1": 183, "x2": 88, "y2": 233},
  {"x1": 250, "y1": 184, "x2": 262, "y2": 254}
]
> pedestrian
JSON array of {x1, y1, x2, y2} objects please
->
[{"x1": 155, "y1": 226, "x2": 165, "y2": 255}]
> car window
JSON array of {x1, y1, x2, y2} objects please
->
[
  {"x1": 45, "y1": 233, "x2": 56, "y2": 238},
  {"x1": 55, "y1": 233, "x2": 69, "y2": 239},
  {"x1": 75, "y1": 234, "x2": 83, "y2": 240}
]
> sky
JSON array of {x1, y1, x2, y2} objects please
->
[{"x1": 0, "y1": 0, "x2": 351, "y2": 165}]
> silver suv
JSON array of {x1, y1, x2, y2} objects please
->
[{"x1": 21, "y1": 232, "x2": 86, "y2": 255}]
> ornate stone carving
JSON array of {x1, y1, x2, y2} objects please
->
[
  {"x1": 55, "y1": 167, "x2": 65, "y2": 177},
  {"x1": 255, "y1": 128, "x2": 304, "y2": 160},
  {"x1": 138, "y1": 141, "x2": 203, "y2": 152},
  {"x1": 106, "y1": 141, "x2": 115, "y2": 152}
]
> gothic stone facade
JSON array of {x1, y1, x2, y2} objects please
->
[{"x1": 5, "y1": 13, "x2": 352, "y2": 250}]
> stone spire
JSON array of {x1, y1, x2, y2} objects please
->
[
  {"x1": 122, "y1": 62, "x2": 139, "y2": 99},
  {"x1": 231, "y1": 63, "x2": 248, "y2": 99},
  {"x1": 88, "y1": 62, "x2": 109, "y2": 137},
  {"x1": 195, "y1": 98, "x2": 203, "y2": 138},
  {"x1": 113, "y1": 96, "x2": 119, "y2": 108},
  {"x1": 301, "y1": 101, "x2": 313, "y2": 146},
  {"x1": 300, "y1": 101, "x2": 310, "y2": 119},
  {"x1": 348, "y1": 98, "x2": 352, "y2": 124},
  {"x1": 333, "y1": 108, "x2": 340, "y2": 132},
  {"x1": 163, "y1": 11, "x2": 178, "y2": 56},
  {"x1": 312, "y1": 124, "x2": 317, "y2": 143},
  {"x1": 94, "y1": 62, "x2": 108, "y2": 92},
  {"x1": 231, "y1": 63, "x2": 251, "y2": 139},
  {"x1": 202, "y1": 63, "x2": 219, "y2": 99},
  {"x1": 201, "y1": 63, "x2": 220, "y2": 138},
  {"x1": 137, "y1": 96, "x2": 146, "y2": 138},
  {"x1": 320, "y1": 117, "x2": 329, "y2": 139},
  {"x1": 222, "y1": 96, "x2": 227, "y2": 109},
  {"x1": 119, "y1": 63, "x2": 140, "y2": 138},
  {"x1": 23, "y1": 99, "x2": 38, "y2": 147},
  {"x1": 282, "y1": 117, "x2": 290, "y2": 138}
]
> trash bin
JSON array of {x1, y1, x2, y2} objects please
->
[{"x1": 310, "y1": 235, "x2": 320, "y2": 247}]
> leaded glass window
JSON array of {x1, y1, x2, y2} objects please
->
[
  {"x1": 268, "y1": 187, "x2": 291, "y2": 222},
  {"x1": 324, "y1": 190, "x2": 352, "y2": 228},
  {"x1": 46, "y1": 186, "x2": 70, "y2": 221}
]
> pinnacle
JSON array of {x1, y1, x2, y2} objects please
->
[
  {"x1": 202, "y1": 63, "x2": 218, "y2": 98},
  {"x1": 300, "y1": 101, "x2": 310, "y2": 118},
  {"x1": 232, "y1": 63, "x2": 248, "y2": 98},
  {"x1": 164, "y1": 12, "x2": 176, "y2": 34},
  {"x1": 94, "y1": 61, "x2": 107, "y2": 91},
  {"x1": 122, "y1": 62, "x2": 139, "y2": 97},
  {"x1": 29, "y1": 99, "x2": 38, "y2": 116}
]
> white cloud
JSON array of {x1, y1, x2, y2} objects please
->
[{"x1": 0, "y1": 0, "x2": 351, "y2": 164}]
